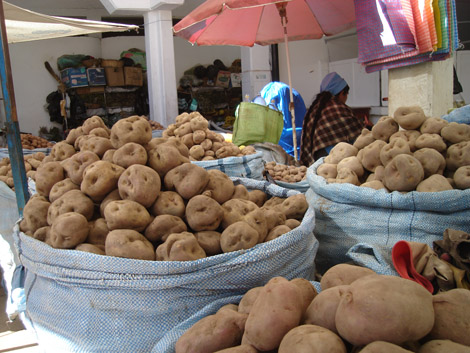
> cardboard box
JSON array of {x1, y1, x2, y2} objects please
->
[
  {"x1": 124, "y1": 67, "x2": 143, "y2": 86},
  {"x1": 215, "y1": 70, "x2": 231, "y2": 88},
  {"x1": 60, "y1": 67, "x2": 88, "y2": 88},
  {"x1": 105, "y1": 67, "x2": 125, "y2": 87},
  {"x1": 86, "y1": 68, "x2": 106, "y2": 86},
  {"x1": 101, "y1": 59, "x2": 124, "y2": 68},
  {"x1": 75, "y1": 86, "x2": 105, "y2": 95},
  {"x1": 230, "y1": 73, "x2": 241, "y2": 87}
]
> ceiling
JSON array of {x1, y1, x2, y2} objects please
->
[{"x1": 5, "y1": 0, "x2": 470, "y2": 49}]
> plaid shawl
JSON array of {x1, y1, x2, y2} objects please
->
[{"x1": 300, "y1": 97, "x2": 364, "y2": 167}]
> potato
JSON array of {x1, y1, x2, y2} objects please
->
[
  {"x1": 75, "y1": 243, "x2": 105, "y2": 255},
  {"x1": 324, "y1": 142, "x2": 358, "y2": 164},
  {"x1": 175, "y1": 307, "x2": 247, "y2": 353},
  {"x1": 81, "y1": 161, "x2": 125, "y2": 202},
  {"x1": 390, "y1": 130, "x2": 421, "y2": 152},
  {"x1": 415, "y1": 133, "x2": 447, "y2": 153},
  {"x1": 353, "y1": 128, "x2": 375, "y2": 149},
  {"x1": 112, "y1": 142, "x2": 148, "y2": 168},
  {"x1": 80, "y1": 136, "x2": 113, "y2": 157},
  {"x1": 426, "y1": 288, "x2": 470, "y2": 346},
  {"x1": 420, "y1": 117, "x2": 449, "y2": 134},
  {"x1": 372, "y1": 116, "x2": 399, "y2": 141},
  {"x1": 220, "y1": 221, "x2": 259, "y2": 253},
  {"x1": 231, "y1": 184, "x2": 250, "y2": 200},
  {"x1": 290, "y1": 278, "x2": 318, "y2": 315},
  {"x1": 335, "y1": 275, "x2": 434, "y2": 346},
  {"x1": 110, "y1": 115, "x2": 152, "y2": 148},
  {"x1": 48, "y1": 178, "x2": 80, "y2": 203},
  {"x1": 383, "y1": 154, "x2": 424, "y2": 192},
  {"x1": 416, "y1": 175, "x2": 453, "y2": 192},
  {"x1": 445, "y1": 141, "x2": 470, "y2": 171},
  {"x1": 454, "y1": 165, "x2": 470, "y2": 189},
  {"x1": 35, "y1": 161, "x2": 65, "y2": 198},
  {"x1": 274, "y1": 194, "x2": 308, "y2": 220},
  {"x1": 393, "y1": 106, "x2": 426, "y2": 130},
  {"x1": 105, "y1": 229, "x2": 155, "y2": 261},
  {"x1": 264, "y1": 208, "x2": 287, "y2": 231},
  {"x1": 49, "y1": 212, "x2": 89, "y2": 249},
  {"x1": 32, "y1": 226, "x2": 50, "y2": 242},
  {"x1": 61, "y1": 151, "x2": 100, "y2": 185},
  {"x1": 47, "y1": 189, "x2": 94, "y2": 225},
  {"x1": 150, "y1": 191, "x2": 185, "y2": 218},
  {"x1": 194, "y1": 231, "x2": 222, "y2": 256},
  {"x1": 413, "y1": 148, "x2": 446, "y2": 178},
  {"x1": 88, "y1": 127, "x2": 110, "y2": 139},
  {"x1": 304, "y1": 285, "x2": 349, "y2": 334},
  {"x1": 147, "y1": 143, "x2": 190, "y2": 178},
  {"x1": 242, "y1": 277, "x2": 303, "y2": 351},
  {"x1": 418, "y1": 340, "x2": 470, "y2": 353},
  {"x1": 238, "y1": 287, "x2": 263, "y2": 315},
  {"x1": 50, "y1": 141, "x2": 76, "y2": 161},
  {"x1": 104, "y1": 199, "x2": 152, "y2": 232},
  {"x1": 334, "y1": 168, "x2": 360, "y2": 186},
  {"x1": 189, "y1": 145, "x2": 205, "y2": 160},
  {"x1": 86, "y1": 218, "x2": 109, "y2": 246},
  {"x1": 185, "y1": 194, "x2": 224, "y2": 231},
  {"x1": 99, "y1": 189, "x2": 121, "y2": 218},
  {"x1": 337, "y1": 156, "x2": 364, "y2": 178},
  {"x1": 285, "y1": 218, "x2": 301, "y2": 229},
  {"x1": 317, "y1": 163, "x2": 338, "y2": 179},
  {"x1": 440, "y1": 122, "x2": 470, "y2": 144},
  {"x1": 360, "y1": 341, "x2": 415, "y2": 353},
  {"x1": 222, "y1": 199, "x2": 258, "y2": 228},
  {"x1": 144, "y1": 214, "x2": 187, "y2": 243},
  {"x1": 278, "y1": 324, "x2": 347, "y2": 353},
  {"x1": 167, "y1": 137, "x2": 190, "y2": 158},
  {"x1": 242, "y1": 209, "x2": 268, "y2": 243},
  {"x1": 180, "y1": 133, "x2": 194, "y2": 149},
  {"x1": 156, "y1": 232, "x2": 206, "y2": 261},
  {"x1": 321, "y1": 264, "x2": 376, "y2": 290},
  {"x1": 82, "y1": 115, "x2": 107, "y2": 134},
  {"x1": 360, "y1": 180, "x2": 386, "y2": 190},
  {"x1": 247, "y1": 190, "x2": 267, "y2": 208},
  {"x1": 118, "y1": 164, "x2": 161, "y2": 208},
  {"x1": 65, "y1": 126, "x2": 84, "y2": 145},
  {"x1": 264, "y1": 224, "x2": 291, "y2": 242},
  {"x1": 190, "y1": 114, "x2": 209, "y2": 132},
  {"x1": 202, "y1": 169, "x2": 235, "y2": 204},
  {"x1": 216, "y1": 144, "x2": 241, "y2": 159},
  {"x1": 164, "y1": 163, "x2": 210, "y2": 199},
  {"x1": 213, "y1": 345, "x2": 258, "y2": 353},
  {"x1": 359, "y1": 140, "x2": 387, "y2": 172},
  {"x1": 380, "y1": 138, "x2": 411, "y2": 166},
  {"x1": 174, "y1": 122, "x2": 192, "y2": 137},
  {"x1": 20, "y1": 195, "x2": 50, "y2": 234}
]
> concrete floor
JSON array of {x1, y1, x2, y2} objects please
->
[{"x1": 0, "y1": 272, "x2": 39, "y2": 352}]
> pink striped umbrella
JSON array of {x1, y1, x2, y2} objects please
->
[{"x1": 173, "y1": 0, "x2": 356, "y2": 160}]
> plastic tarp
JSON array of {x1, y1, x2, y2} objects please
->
[{"x1": 3, "y1": 1, "x2": 138, "y2": 44}]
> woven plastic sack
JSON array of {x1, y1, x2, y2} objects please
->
[
  {"x1": 0, "y1": 147, "x2": 52, "y2": 159},
  {"x1": 272, "y1": 179, "x2": 309, "y2": 193},
  {"x1": 12, "y1": 178, "x2": 317, "y2": 353},
  {"x1": 232, "y1": 102, "x2": 284, "y2": 146},
  {"x1": 306, "y1": 158, "x2": 470, "y2": 275},
  {"x1": 441, "y1": 104, "x2": 470, "y2": 124},
  {"x1": 192, "y1": 151, "x2": 265, "y2": 180}
]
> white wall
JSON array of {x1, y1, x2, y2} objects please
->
[
  {"x1": 9, "y1": 37, "x2": 101, "y2": 135},
  {"x1": 101, "y1": 37, "x2": 146, "y2": 60}
]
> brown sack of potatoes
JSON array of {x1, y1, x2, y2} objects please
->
[
  {"x1": 105, "y1": 229, "x2": 155, "y2": 260},
  {"x1": 335, "y1": 275, "x2": 434, "y2": 346}
]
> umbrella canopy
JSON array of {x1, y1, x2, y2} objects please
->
[
  {"x1": 173, "y1": 0, "x2": 356, "y2": 161},
  {"x1": 173, "y1": 0, "x2": 355, "y2": 46}
]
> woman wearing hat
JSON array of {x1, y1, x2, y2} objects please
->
[{"x1": 300, "y1": 72, "x2": 364, "y2": 167}]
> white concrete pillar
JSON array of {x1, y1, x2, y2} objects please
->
[
  {"x1": 388, "y1": 58, "x2": 454, "y2": 118},
  {"x1": 241, "y1": 45, "x2": 271, "y2": 101},
  {"x1": 144, "y1": 10, "x2": 178, "y2": 127}
]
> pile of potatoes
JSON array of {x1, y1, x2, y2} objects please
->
[
  {"x1": 162, "y1": 111, "x2": 257, "y2": 161},
  {"x1": 175, "y1": 263, "x2": 470, "y2": 353},
  {"x1": 19, "y1": 114, "x2": 309, "y2": 261},
  {"x1": 0, "y1": 152, "x2": 46, "y2": 190},
  {"x1": 264, "y1": 161, "x2": 307, "y2": 183},
  {"x1": 317, "y1": 106, "x2": 470, "y2": 192},
  {"x1": 20, "y1": 133, "x2": 54, "y2": 149}
]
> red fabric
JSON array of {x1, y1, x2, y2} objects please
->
[{"x1": 300, "y1": 97, "x2": 363, "y2": 167}]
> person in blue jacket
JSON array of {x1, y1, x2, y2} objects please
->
[{"x1": 260, "y1": 82, "x2": 307, "y2": 158}]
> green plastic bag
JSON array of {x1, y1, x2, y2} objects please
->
[{"x1": 233, "y1": 102, "x2": 284, "y2": 146}]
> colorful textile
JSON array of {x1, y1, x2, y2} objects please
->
[
  {"x1": 320, "y1": 72, "x2": 348, "y2": 95},
  {"x1": 354, "y1": 0, "x2": 416, "y2": 63},
  {"x1": 300, "y1": 97, "x2": 363, "y2": 167}
]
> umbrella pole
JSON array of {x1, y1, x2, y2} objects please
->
[{"x1": 280, "y1": 12, "x2": 298, "y2": 162}]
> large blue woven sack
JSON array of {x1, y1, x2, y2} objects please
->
[
  {"x1": 12, "y1": 178, "x2": 318, "y2": 353},
  {"x1": 441, "y1": 104, "x2": 470, "y2": 124},
  {"x1": 192, "y1": 151, "x2": 265, "y2": 180},
  {"x1": 306, "y1": 158, "x2": 470, "y2": 275},
  {"x1": 0, "y1": 147, "x2": 52, "y2": 159}
]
